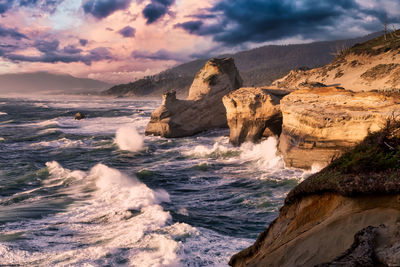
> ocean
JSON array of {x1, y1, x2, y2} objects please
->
[{"x1": 0, "y1": 95, "x2": 308, "y2": 266}]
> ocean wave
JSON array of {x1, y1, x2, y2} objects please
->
[
  {"x1": 240, "y1": 137, "x2": 284, "y2": 170},
  {"x1": 0, "y1": 162, "x2": 182, "y2": 266},
  {"x1": 0, "y1": 112, "x2": 7, "y2": 115},
  {"x1": 0, "y1": 162, "x2": 253, "y2": 266},
  {"x1": 30, "y1": 138, "x2": 85, "y2": 149},
  {"x1": 115, "y1": 126, "x2": 144, "y2": 152}
]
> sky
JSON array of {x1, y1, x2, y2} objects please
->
[{"x1": 0, "y1": 0, "x2": 399, "y2": 83}]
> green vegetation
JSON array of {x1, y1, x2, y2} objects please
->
[
  {"x1": 361, "y1": 64, "x2": 400, "y2": 81},
  {"x1": 330, "y1": 120, "x2": 400, "y2": 174},
  {"x1": 345, "y1": 30, "x2": 400, "y2": 56}
]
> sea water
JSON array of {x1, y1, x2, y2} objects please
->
[{"x1": 0, "y1": 95, "x2": 308, "y2": 266}]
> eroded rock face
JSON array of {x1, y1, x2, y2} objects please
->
[
  {"x1": 145, "y1": 58, "x2": 242, "y2": 137},
  {"x1": 222, "y1": 87, "x2": 290, "y2": 145},
  {"x1": 273, "y1": 50, "x2": 400, "y2": 92},
  {"x1": 229, "y1": 193, "x2": 400, "y2": 267},
  {"x1": 279, "y1": 87, "x2": 400, "y2": 169}
]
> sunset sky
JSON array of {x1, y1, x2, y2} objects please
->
[{"x1": 0, "y1": 0, "x2": 399, "y2": 83}]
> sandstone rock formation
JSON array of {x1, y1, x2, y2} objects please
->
[
  {"x1": 222, "y1": 87, "x2": 290, "y2": 145},
  {"x1": 230, "y1": 122, "x2": 400, "y2": 266},
  {"x1": 145, "y1": 58, "x2": 243, "y2": 137},
  {"x1": 273, "y1": 33, "x2": 400, "y2": 92},
  {"x1": 230, "y1": 193, "x2": 400, "y2": 267},
  {"x1": 278, "y1": 87, "x2": 400, "y2": 169}
]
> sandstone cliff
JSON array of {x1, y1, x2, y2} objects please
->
[
  {"x1": 278, "y1": 87, "x2": 400, "y2": 169},
  {"x1": 145, "y1": 58, "x2": 242, "y2": 137},
  {"x1": 230, "y1": 122, "x2": 400, "y2": 266},
  {"x1": 222, "y1": 87, "x2": 290, "y2": 145},
  {"x1": 273, "y1": 31, "x2": 400, "y2": 92}
]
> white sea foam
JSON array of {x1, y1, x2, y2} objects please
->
[
  {"x1": 30, "y1": 138, "x2": 85, "y2": 149},
  {"x1": 0, "y1": 162, "x2": 252, "y2": 266},
  {"x1": 0, "y1": 112, "x2": 7, "y2": 115},
  {"x1": 240, "y1": 137, "x2": 284, "y2": 170},
  {"x1": 115, "y1": 125, "x2": 144, "y2": 152},
  {"x1": 300, "y1": 162, "x2": 325, "y2": 181},
  {"x1": 33, "y1": 103, "x2": 49, "y2": 108}
]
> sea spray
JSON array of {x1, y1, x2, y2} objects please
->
[
  {"x1": 241, "y1": 137, "x2": 284, "y2": 170},
  {"x1": 115, "y1": 125, "x2": 144, "y2": 152}
]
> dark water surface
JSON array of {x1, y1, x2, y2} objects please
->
[{"x1": 0, "y1": 95, "x2": 305, "y2": 266}]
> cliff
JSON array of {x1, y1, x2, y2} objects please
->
[
  {"x1": 279, "y1": 87, "x2": 400, "y2": 169},
  {"x1": 230, "y1": 121, "x2": 400, "y2": 266},
  {"x1": 274, "y1": 30, "x2": 400, "y2": 92},
  {"x1": 222, "y1": 87, "x2": 290, "y2": 145},
  {"x1": 145, "y1": 58, "x2": 242, "y2": 137}
]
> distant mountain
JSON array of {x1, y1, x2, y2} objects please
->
[
  {"x1": 0, "y1": 72, "x2": 111, "y2": 94},
  {"x1": 104, "y1": 32, "x2": 382, "y2": 98}
]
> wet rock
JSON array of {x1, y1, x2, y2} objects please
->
[
  {"x1": 145, "y1": 58, "x2": 243, "y2": 137},
  {"x1": 74, "y1": 112, "x2": 86, "y2": 120}
]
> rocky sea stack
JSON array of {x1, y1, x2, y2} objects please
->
[
  {"x1": 223, "y1": 87, "x2": 290, "y2": 146},
  {"x1": 145, "y1": 57, "x2": 242, "y2": 137},
  {"x1": 230, "y1": 120, "x2": 400, "y2": 266}
]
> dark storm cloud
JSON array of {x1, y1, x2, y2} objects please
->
[
  {"x1": 132, "y1": 48, "x2": 187, "y2": 62},
  {"x1": 5, "y1": 44, "x2": 113, "y2": 65},
  {"x1": 0, "y1": 0, "x2": 64, "y2": 14},
  {"x1": 34, "y1": 39, "x2": 59, "y2": 53},
  {"x1": 177, "y1": 0, "x2": 396, "y2": 45},
  {"x1": 0, "y1": 24, "x2": 28, "y2": 40},
  {"x1": 0, "y1": 0, "x2": 13, "y2": 14},
  {"x1": 79, "y1": 39, "x2": 88, "y2": 46},
  {"x1": 62, "y1": 45, "x2": 83, "y2": 54},
  {"x1": 83, "y1": 0, "x2": 132, "y2": 19},
  {"x1": 118, "y1": 26, "x2": 136, "y2": 38},
  {"x1": 142, "y1": 0, "x2": 174, "y2": 24}
]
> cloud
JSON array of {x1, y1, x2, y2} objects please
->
[
  {"x1": 34, "y1": 40, "x2": 59, "y2": 53},
  {"x1": 0, "y1": 24, "x2": 29, "y2": 40},
  {"x1": 0, "y1": 0, "x2": 13, "y2": 14},
  {"x1": 79, "y1": 39, "x2": 88, "y2": 46},
  {"x1": 62, "y1": 45, "x2": 83, "y2": 54},
  {"x1": 132, "y1": 48, "x2": 188, "y2": 62},
  {"x1": 6, "y1": 45, "x2": 113, "y2": 65},
  {"x1": 178, "y1": 0, "x2": 398, "y2": 45},
  {"x1": 175, "y1": 20, "x2": 203, "y2": 34},
  {"x1": 142, "y1": 0, "x2": 174, "y2": 24},
  {"x1": 118, "y1": 26, "x2": 136, "y2": 38},
  {"x1": 83, "y1": 0, "x2": 132, "y2": 19}
]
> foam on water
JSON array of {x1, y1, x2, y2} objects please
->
[
  {"x1": 0, "y1": 162, "x2": 250, "y2": 266},
  {"x1": 240, "y1": 137, "x2": 284, "y2": 170},
  {"x1": 299, "y1": 162, "x2": 325, "y2": 181},
  {"x1": 0, "y1": 112, "x2": 7, "y2": 115},
  {"x1": 115, "y1": 126, "x2": 144, "y2": 152},
  {"x1": 30, "y1": 138, "x2": 85, "y2": 149}
]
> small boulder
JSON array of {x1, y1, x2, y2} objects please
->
[{"x1": 74, "y1": 112, "x2": 86, "y2": 120}]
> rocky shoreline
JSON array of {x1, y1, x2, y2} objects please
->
[{"x1": 144, "y1": 32, "x2": 400, "y2": 266}]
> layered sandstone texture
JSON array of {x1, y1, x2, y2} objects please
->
[
  {"x1": 273, "y1": 33, "x2": 400, "y2": 92},
  {"x1": 222, "y1": 87, "x2": 290, "y2": 145},
  {"x1": 230, "y1": 122, "x2": 400, "y2": 266},
  {"x1": 279, "y1": 87, "x2": 400, "y2": 169},
  {"x1": 145, "y1": 58, "x2": 243, "y2": 137},
  {"x1": 230, "y1": 193, "x2": 400, "y2": 267}
]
